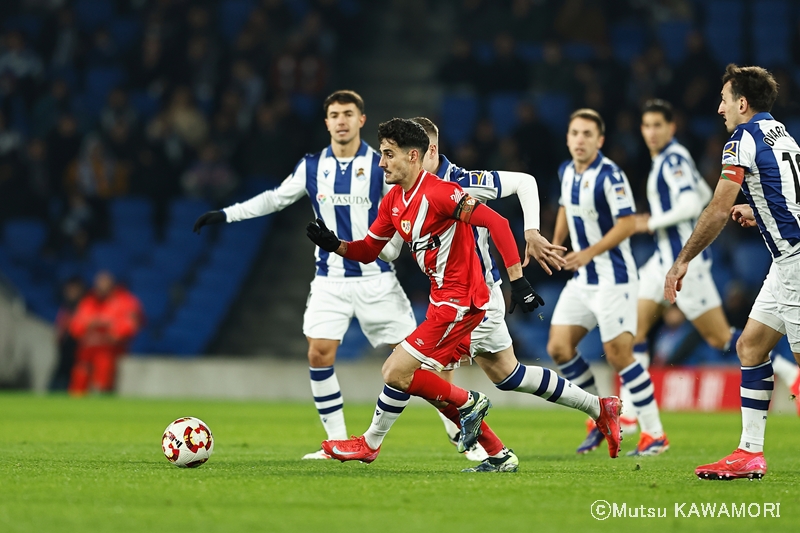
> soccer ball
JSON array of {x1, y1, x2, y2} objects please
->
[{"x1": 162, "y1": 417, "x2": 214, "y2": 468}]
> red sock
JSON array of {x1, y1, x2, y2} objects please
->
[
  {"x1": 407, "y1": 369, "x2": 470, "y2": 406},
  {"x1": 438, "y1": 404, "x2": 504, "y2": 456}
]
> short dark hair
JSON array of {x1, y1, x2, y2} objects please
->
[
  {"x1": 568, "y1": 108, "x2": 605, "y2": 135},
  {"x1": 378, "y1": 118, "x2": 430, "y2": 155},
  {"x1": 642, "y1": 99, "x2": 674, "y2": 122},
  {"x1": 323, "y1": 90, "x2": 365, "y2": 115},
  {"x1": 410, "y1": 117, "x2": 439, "y2": 138},
  {"x1": 722, "y1": 64, "x2": 779, "y2": 113}
]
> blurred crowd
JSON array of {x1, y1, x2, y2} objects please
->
[{"x1": 0, "y1": 0, "x2": 362, "y2": 260}]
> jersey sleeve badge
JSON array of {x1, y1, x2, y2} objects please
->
[{"x1": 722, "y1": 140, "x2": 739, "y2": 165}]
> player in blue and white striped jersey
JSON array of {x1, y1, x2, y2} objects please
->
[
  {"x1": 666, "y1": 65, "x2": 800, "y2": 480},
  {"x1": 369, "y1": 118, "x2": 625, "y2": 463},
  {"x1": 192, "y1": 91, "x2": 416, "y2": 459},
  {"x1": 623, "y1": 100, "x2": 743, "y2": 437},
  {"x1": 548, "y1": 109, "x2": 669, "y2": 457}
]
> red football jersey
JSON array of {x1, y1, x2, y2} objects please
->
[{"x1": 368, "y1": 170, "x2": 489, "y2": 309}]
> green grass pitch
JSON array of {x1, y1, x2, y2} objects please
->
[{"x1": 1, "y1": 394, "x2": 799, "y2": 533}]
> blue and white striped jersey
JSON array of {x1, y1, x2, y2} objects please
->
[
  {"x1": 559, "y1": 152, "x2": 638, "y2": 285},
  {"x1": 223, "y1": 140, "x2": 394, "y2": 277},
  {"x1": 647, "y1": 140, "x2": 713, "y2": 266},
  {"x1": 435, "y1": 154, "x2": 503, "y2": 287},
  {"x1": 722, "y1": 112, "x2": 800, "y2": 263}
]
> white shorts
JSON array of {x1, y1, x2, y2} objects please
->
[
  {"x1": 302, "y1": 273, "x2": 417, "y2": 347},
  {"x1": 469, "y1": 284, "x2": 513, "y2": 356},
  {"x1": 551, "y1": 279, "x2": 638, "y2": 343},
  {"x1": 750, "y1": 260, "x2": 800, "y2": 353},
  {"x1": 638, "y1": 254, "x2": 722, "y2": 320}
]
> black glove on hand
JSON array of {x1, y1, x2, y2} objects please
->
[
  {"x1": 508, "y1": 277, "x2": 545, "y2": 314},
  {"x1": 306, "y1": 218, "x2": 341, "y2": 253},
  {"x1": 193, "y1": 211, "x2": 226, "y2": 234}
]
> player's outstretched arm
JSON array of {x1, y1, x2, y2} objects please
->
[
  {"x1": 193, "y1": 210, "x2": 226, "y2": 234},
  {"x1": 305, "y1": 219, "x2": 386, "y2": 264}
]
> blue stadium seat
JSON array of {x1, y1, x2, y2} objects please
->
[
  {"x1": 657, "y1": 21, "x2": 691, "y2": 66},
  {"x1": 115, "y1": 226, "x2": 155, "y2": 264},
  {"x1": 488, "y1": 93, "x2": 522, "y2": 137},
  {"x1": 3, "y1": 15, "x2": 43, "y2": 41},
  {"x1": 219, "y1": 0, "x2": 256, "y2": 42},
  {"x1": 128, "y1": 91, "x2": 161, "y2": 119},
  {"x1": 128, "y1": 267, "x2": 172, "y2": 295},
  {"x1": 136, "y1": 289, "x2": 170, "y2": 325},
  {"x1": 516, "y1": 42, "x2": 543, "y2": 64},
  {"x1": 337, "y1": 319, "x2": 369, "y2": 360},
  {"x1": 85, "y1": 67, "x2": 126, "y2": 101},
  {"x1": 785, "y1": 119, "x2": 800, "y2": 139},
  {"x1": 703, "y1": 1, "x2": 744, "y2": 67},
  {"x1": 150, "y1": 246, "x2": 194, "y2": 282},
  {"x1": 689, "y1": 116, "x2": 723, "y2": 138},
  {"x1": 440, "y1": 94, "x2": 479, "y2": 147},
  {"x1": 109, "y1": 17, "x2": 142, "y2": 51},
  {"x1": 74, "y1": 0, "x2": 116, "y2": 31},
  {"x1": 629, "y1": 234, "x2": 656, "y2": 268},
  {"x1": 110, "y1": 196, "x2": 152, "y2": 221},
  {"x1": 731, "y1": 239, "x2": 772, "y2": 289},
  {"x1": 169, "y1": 198, "x2": 213, "y2": 226},
  {"x1": 290, "y1": 94, "x2": 317, "y2": 121},
  {"x1": 472, "y1": 41, "x2": 494, "y2": 64},
  {"x1": 535, "y1": 93, "x2": 571, "y2": 132},
  {"x1": 24, "y1": 285, "x2": 58, "y2": 322},
  {"x1": 71, "y1": 93, "x2": 104, "y2": 122},
  {"x1": 90, "y1": 242, "x2": 132, "y2": 280},
  {"x1": 610, "y1": 23, "x2": 645, "y2": 63},
  {"x1": 562, "y1": 43, "x2": 595, "y2": 62},
  {"x1": 153, "y1": 324, "x2": 207, "y2": 355},
  {"x1": 753, "y1": 34, "x2": 790, "y2": 67},
  {"x1": 508, "y1": 322, "x2": 550, "y2": 361},
  {"x1": 3, "y1": 219, "x2": 47, "y2": 262},
  {"x1": 577, "y1": 328, "x2": 604, "y2": 363}
]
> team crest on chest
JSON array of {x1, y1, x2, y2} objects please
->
[
  {"x1": 401, "y1": 220, "x2": 411, "y2": 234},
  {"x1": 356, "y1": 167, "x2": 365, "y2": 179}
]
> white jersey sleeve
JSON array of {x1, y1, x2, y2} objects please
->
[
  {"x1": 222, "y1": 161, "x2": 308, "y2": 222},
  {"x1": 647, "y1": 154, "x2": 704, "y2": 231},
  {"x1": 495, "y1": 171, "x2": 541, "y2": 230}
]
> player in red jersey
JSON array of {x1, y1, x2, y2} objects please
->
[{"x1": 308, "y1": 118, "x2": 618, "y2": 472}]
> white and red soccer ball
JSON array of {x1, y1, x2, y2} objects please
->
[{"x1": 162, "y1": 417, "x2": 214, "y2": 468}]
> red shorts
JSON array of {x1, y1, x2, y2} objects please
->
[{"x1": 400, "y1": 303, "x2": 486, "y2": 371}]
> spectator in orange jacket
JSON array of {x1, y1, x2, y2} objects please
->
[{"x1": 69, "y1": 270, "x2": 143, "y2": 394}]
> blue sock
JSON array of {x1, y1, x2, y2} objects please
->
[{"x1": 309, "y1": 366, "x2": 346, "y2": 440}]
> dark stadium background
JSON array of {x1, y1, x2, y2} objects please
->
[{"x1": 0, "y1": 0, "x2": 796, "y2": 389}]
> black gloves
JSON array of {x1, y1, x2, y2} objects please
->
[
  {"x1": 508, "y1": 277, "x2": 545, "y2": 314},
  {"x1": 193, "y1": 211, "x2": 226, "y2": 234},
  {"x1": 306, "y1": 218, "x2": 341, "y2": 253}
]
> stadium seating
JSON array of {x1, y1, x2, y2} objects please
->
[
  {"x1": 656, "y1": 20, "x2": 691, "y2": 66},
  {"x1": 3, "y1": 219, "x2": 47, "y2": 262},
  {"x1": 488, "y1": 93, "x2": 522, "y2": 137},
  {"x1": 610, "y1": 23, "x2": 645, "y2": 64},
  {"x1": 703, "y1": 0, "x2": 744, "y2": 67},
  {"x1": 440, "y1": 94, "x2": 479, "y2": 147},
  {"x1": 535, "y1": 93, "x2": 571, "y2": 132}
]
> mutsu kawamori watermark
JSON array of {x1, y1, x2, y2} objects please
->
[{"x1": 590, "y1": 500, "x2": 781, "y2": 520}]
